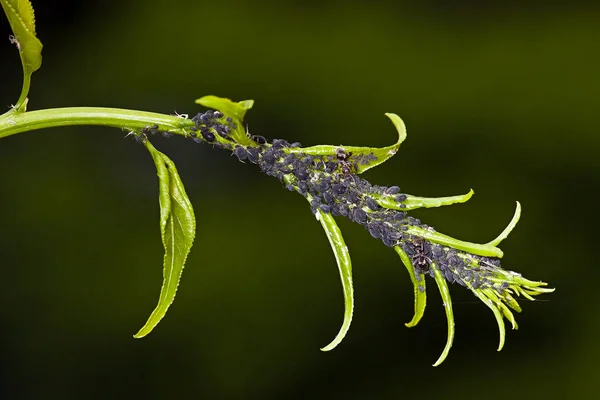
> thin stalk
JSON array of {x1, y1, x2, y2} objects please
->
[{"x1": 0, "y1": 107, "x2": 195, "y2": 139}]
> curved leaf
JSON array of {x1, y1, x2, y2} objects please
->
[
  {"x1": 288, "y1": 113, "x2": 407, "y2": 173},
  {"x1": 375, "y1": 189, "x2": 474, "y2": 211},
  {"x1": 134, "y1": 141, "x2": 196, "y2": 338},
  {"x1": 394, "y1": 246, "x2": 427, "y2": 327},
  {"x1": 1, "y1": 0, "x2": 43, "y2": 109},
  {"x1": 406, "y1": 226, "x2": 504, "y2": 258},
  {"x1": 315, "y1": 207, "x2": 354, "y2": 352},
  {"x1": 486, "y1": 202, "x2": 521, "y2": 247},
  {"x1": 431, "y1": 264, "x2": 455, "y2": 367},
  {"x1": 471, "y1": 289, "x2": 506, "y2": 351}
]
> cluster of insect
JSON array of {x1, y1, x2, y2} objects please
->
[{"x1": 131, "y1": 109, "x2": 525, "y2": 293}]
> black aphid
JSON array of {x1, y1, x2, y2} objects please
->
[
  {"x1": 319, "y1": 204, "x2": 331, "y2": 213},
  {"x1": 298, "y1": 181, "x2": 309, "y2": 195},
  {"x1": 332, "y1": 184, "x2": 346, "y2": 194},
  {"x1": 325, "y1": 161, "x2": 338, "y2": 173},
  {"x1": 323, "y1": 192, "x2": 335, "y2": 204},
  {"x1": 247, "y1": 147, "x2": 260, "y2": 163},
  {"x1": 233, "y1": 146, "x2": 248, "y2": 161},
  {"x1": 294, "y1": 167, "x2": 309, "y2": 181},
  {"x1": 366, "y1": 197, "x2": 379, "y2": 211},
  {"x1": 272, "y1": 139, "x2": 289, "y2": 149},
  {"x1": 316, "y1": 181, "x2": 329, "y2": 192},
  {"x1": 251, "y1": 135, "x2": 267, "y2": 144},
  {"x1": 395, "y1": 194, "x2": 407, "y2": 202},
  {"x1": 301, "y1": 156, "x2": 313, "y2": 165},
  {"x1": 353, "y1": 208, "x2": 368, "y2": 224},
  {"x1": 368, "y1": 224, "x2": 382, "y2": 239},
  {"x1": 200, "y1": 128, "x2": 215, "y2": 142},
  {"x1": 134, "y1": 132, "x2": 147, "y2": 144},
  {"x1": 385, "y1": 186, "x2": 401, "y2": 195}
]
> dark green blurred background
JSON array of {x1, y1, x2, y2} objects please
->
[{"x1": 1, "y1": 0, "x2": 598, "y2": 398}]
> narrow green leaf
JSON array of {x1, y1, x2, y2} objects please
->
[
  {"x1": 375, "y1": 189, "x2": 474, "y2": 211},
  {"x1": 394, "y1": 246, "x2": 427, "y2": 327},
  {"x1": 472, "y1": 288, "x2": 506, "y2": 351},
  {"x1": 288, "y1": 113, "x2": 407, "y2": 173},
  {"x1": 431, "y1": 264, "x2": 455, "y2": 367},
  {"x1": 406, "y1": 226, "x2": 504, "y2": 258},
  {"x1": 486, "y1": 202, "x2": 521, "y2": 247},
  {"x1": 314, "y1": 207, "x2": 354, "y2": 352},
  {"x1": 1, "y1": 0, "x2": 43, "y2": 109},
  {"x1": 134, "y1": 141, "x2": 196, "y2": 338}
]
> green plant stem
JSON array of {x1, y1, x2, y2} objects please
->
[{"x1": 0, "y1": 107, "x2": 195, "y2": 139}]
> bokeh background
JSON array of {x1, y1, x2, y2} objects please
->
[{"x1": 1, "y1": 0, "x2": 598, "y2": 398}]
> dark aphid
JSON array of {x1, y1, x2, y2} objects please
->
[
  {"x1": 261, "y1": 152, "x2": 276, "y2": 166},
  {"x1": 301, "y1": 156, "x2": 313, "y2": 165},
  {"x1": 283, "y1": 154, "x2": 296, "y2": 165},
  {"x1": 319, "y1": 204, "x2": 331, "y2": 213},
  {"x1": 316, "y1": 181, "x2": 329, "y2": 192},
  {"x1": 365, "y1": 197, "x2": 379, "y2": 211},
  {"x1": 294, "y1": 167, "x2": 309, "y2": 181},
  {"x1": 233, "y1": 146, "x2": 248, "y2": 161},
  {"x1": 226, "y1": 116, "x2": 233, "y2": 123},
  {"x1": 329, "y1": 204, "x2": 341, "y2": 216},
  {"x1": 290, "y1": 142, "x2": 302, "y2": 148},
  {"x1": 353, "y1": 208, "x2": 368, "y2": 224},
  {"x1": 251, "y1": 135, "x2": 267, "y2": 145},
  {"x1": 323, "y1": 192, "x2": 335, "y2": 204},
  {"x1": 298, "y1": 181, "x2": 309, "y2": 195},
  {"x1": 200, "y1": 128, "x2": 215, "y2": 142},
  {"x1": 382, "y1": 236, "x2": 396, "y2": 247},
  {"x1": 338, "y1": 204, "x2": 349, "y2": 217},
  {"x1": 347, "y1": 191, "x2": 360, "y2": 204},
  {"x1": 214, "y1": 125, "x2": 231, "y2": 139},
  {"x1": 395, "y1": 194, "x2": 407, "y2": 202},
  {"x1": 191, "y1": 133, "x2": 202, "y2": 144},
  {"x1": 442, "y1": 267, "x2": 455, "y2": 283},
  {"x1": 213, "y1": 111, "x2": 223, "y2": 118},
  {"x1": 200, "y1": 112, "x2": 213, "y2": 124},
  {"x1": 272, "y1": 139, "x2": 290, "y2": 149},
  {"x1": 332, "y1": 184, "x2": 346, "y2": 194},
  {"x1": 325, "y1": 161, "x2": 338, "y2": 173},
  {"x1": 142, "y1": 124, "x2": 160, "y2": 136},
  {"x1": 368, "y1": 224, "x2": 382, "y2": 239},
  {"x1": 385, "y1": 186, "x2": 401, "y2": 195},
  {"x1": 134, "y1": 132, "x2": 147, "y2": 144},
  {"x1": 247, "y1": 147, "x2": 260, "y2": 163},
  {"x1": 285, "y1": 184, "x2": 295, "y2": 192}
]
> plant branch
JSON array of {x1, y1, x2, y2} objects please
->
[{"x1": 0, "y1": 107, "x2": 195, "y2": 139}]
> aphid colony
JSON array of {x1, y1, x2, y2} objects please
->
[{"x1": 138, "y1": 112, "x2": 508, "y2": 292}]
